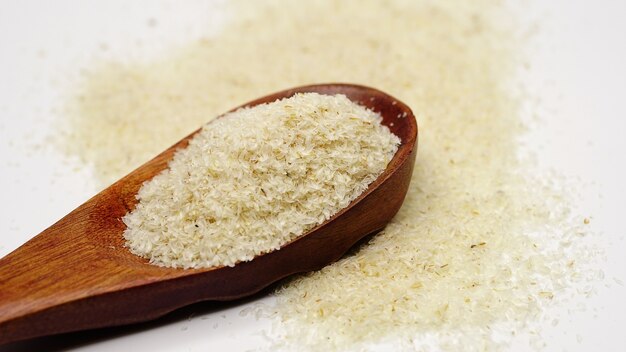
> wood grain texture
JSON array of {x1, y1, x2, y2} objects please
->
[{"x1": 0, "y1": 83, "x2": 418, "y2": 345}]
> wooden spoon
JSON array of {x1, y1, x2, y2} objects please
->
[{"x1": 0, "y1": 83, "x2": 418, "y2": 345}]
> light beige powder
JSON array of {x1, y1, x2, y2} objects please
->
[
  {"x1": 123, "y1": 93, "x2": 399, "y2": 269},
  {"x1": 59, "y1": 0, "x2": 598, "y2": 350}
]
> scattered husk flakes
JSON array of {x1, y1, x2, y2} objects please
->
[{"x1": 60, "y1": 0, "x2": 599, "y2": 350}]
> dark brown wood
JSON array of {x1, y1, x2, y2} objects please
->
[{"x1": 0, "y1": 83, "x2": 418, "y2": 345}]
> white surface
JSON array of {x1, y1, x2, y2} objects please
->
[{"x1": 0, "y1": 1, "x2": 624, "y2": 351}]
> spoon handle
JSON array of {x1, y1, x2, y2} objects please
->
[
  {"x1": 0, "y1": 151, "x2": 180, "y2": 344},
  {"x1": 0, "y1": 198, "x2": 132, "y2": 344}
]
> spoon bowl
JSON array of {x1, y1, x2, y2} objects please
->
[{"x1": 0, "y1": 83, "x2": 418, "y2": 345}]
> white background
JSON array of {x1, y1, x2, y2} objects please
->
[{"x1": 0, "y1": 1, "x2": 625, "y2": 351}]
